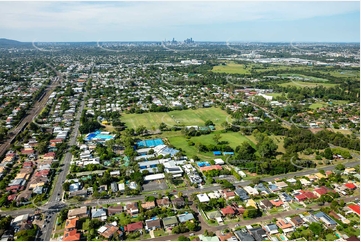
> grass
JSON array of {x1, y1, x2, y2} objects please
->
[
  {"x1": 247, "y1": 135, "x2": 285, "y2": 154},
  {"x1": 122, "y1": 107, "x2": 229, "y2": 130},
  {"x1": 269, "y1": 207, "x2": 285, "y2": 214},
  {"x1": 326, "y1": 233, "x2": 337, "y2": 241},
  {"x1": 212, "y1": 62, "x2": 251, "y2": 75},
  {"x1": 278, "y1": 81, "x2": 337, "y2": 88},
  {"x1": 168, "y1": 130, "x2": 255, "y2": 160},
  {"x1": 267, "y1": 93, "x2": 284, "y2": 97},
  {"x1": 82, "y1": 219, "x2": 91, "y2": 231},
  {"x1": 213, "y1": 61, "x2": 359, "y2": 79},
  {"x1": 309, "y1": 102, "x2": 327, "y2": 109},
  {"x1": 309, "y1": 100, "x2": 349, "y2": 110},
  {"x1": 278, "y1": 73, "x2": 330, "y2": 82},
  {"x1": 154, "y1": 229, "x2": 168, "y2": 237}
]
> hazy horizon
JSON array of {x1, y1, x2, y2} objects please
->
[{"x1": 1, "y1": 1, "x2": 359, "y2": 42}]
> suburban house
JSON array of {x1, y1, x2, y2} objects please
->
[
  {"x1": 145, "y1": 218, "x2": 162, "y2": 231},
  {"x1": 124, "y1": 221, "x2": 143, "y2": 233},
  {"x1": 222, "y1": 190, "x2": 236, "y2": 200},
  {"x1": 62, "y1": 230, "x2": 81, "y2": 241},
  {"x1": 65, "y1": 217, "x2": 78, "y2": 231},
  {"x1": 91, "y1": 208, "x2": 107, "y2": 221},
  {"x1": 141, "y1": 201, "x2": 156, "y2": 210},
  {"x1": 260, "y1": 199, "x2": 273, "y2": 210},
  {"x1": 243, "y1": 186, "x2": 259, "y2": 196},
  {"x1": 126, "y1": 202, "x2": 139, "y2": 215},
  {"x1": 156, "y1": 197, "x2": 170, "y2": 207},
  {"x1": 97, "y1": 222, "x2": 120, "y2": 239},
  {"x1": 177, "y1": 213, "x2": 195, "y2": 223},
  {"x1": 276, "y1": 218, "x2": 294, "y2": 233},
  {"x1": 162, "y1": 216, "x2": 178, "y2": 229},
  {"x1": 172, "y1": 197, "x2": 185, "y2": 208},
  {"x1": 246, "y1": 199, "x2": 258, "y2": 209},
  {"x1": 313, "y1": 211, "x2": 337, "y2": 229},
  {"x1": 220, "y1": 206, "x2": 236, "y2": 217},
  {"x1": 263, "y1": 224, "x2": 278, "y2": 235},
  {"x1": 275, "y1": 181, "x2": 288, "y2": 189},
  {"x1": 270, "y1": 199, "x2": 284, "y2": 207},
  {"x1": 234, "y1": 230, "x2": 255, "y2": 241},
  {"x1": 67, "y1": 206, "x2": 88, "y2": 219},
  {"x1": 234, "y1": 188, "x2": 250, "y2": 201},
  {"x1": 313, "y1": 186, "x2": 334, "y2": 198},
  {"x1": 249, "y1": 227, "x2": 267, "y2": 241},
  {"x1": 107, "y1": 205, "x2": 124, "y2": 216},
  {"x1": 290, "y1": 215, "x2": 305, "y2": 227},
  {"x1": 216, "y1": 231, "x2": 238, "y2": 241}
]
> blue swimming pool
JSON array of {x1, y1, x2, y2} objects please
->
[
  {"x1": 197, "y1": 161, "x2": 211, "y2": 167},
  {"x1": 279, "y1": 234, "x2": 286, "y2": 241},
  {"x1": 85, "y1": 130, "x2": 113, "y2": 141}
]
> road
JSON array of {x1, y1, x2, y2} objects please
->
[
  {"x1": 38, "y1": 86, "x2": 88, "y2": 241},
  {"x1": 147, "y1": 196, "x2": 357, "y2": 241},
  {"x1": 0, "y1": 160, "x2": 359, "y2": 217}
]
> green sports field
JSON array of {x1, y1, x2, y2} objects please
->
[
  {"x1": 122, "y1": 107, "x2": 230, "y2": 130},
  {"x1": 278, "y1": 81, "x2": 338, "y2": 88},
  {"x1": 278, "y1": 73, "x2": 330, "y2": 82},
  {"x1": 212, "y1": 62, "x2": 251, "y2": 74},
  {"x1": 168, "y1": 131, "x2": 255, "y2": 160}
]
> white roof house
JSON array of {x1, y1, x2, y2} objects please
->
[
  {"x1": 243, "y1": 186, "x2": 259, "y2": 196},
  {"x1": 197, "y1": 194, "x2": 210, "y2": 203},
  {"x1": 143, "y1": 173, "x2": 165, "y2": 181},
  {"x1": 299, "y1": 178, "x2": 311, "y2": 186},
  {"x1": 214, "y1": 159, "x2": 225, "y2": 165},
  {"x1": 118, "y1": 183, "x2": 125, "y2": 191}
]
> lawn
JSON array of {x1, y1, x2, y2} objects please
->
[
  {"x1": 122, "y1": 107, "x2": 230, "y2": 130},
  {"x1": 154, "y1": 229, "x2": 168, "y2": 237},
  {"x1": 309, "y1": 100, "x2": 349, "y2": 110},
  {"x1": 212, "y1": 62, "x2": 251, "y2": 75},
  {"x1": 82, "y1": 219, "x2": 91, "y2": 231},
  {"x1": 278, "y1": 81, "x2": 337, "y2": 88},
  {"x1": 267, "y1": 93, "x2": 284, "y2": 97},
  {"x1": 326, "y1": 233, "x2": 337, "y2": 241},
  {"x1": 213, "y1": 61, "x2": 359, "y2": 80},
  {"x1": 269, "y1": 207, "x2": 285, "y2": 214},
  {"x1": 309, "y1": 102, "x2": 327, "y2": 109},
  {"x1": 278, "y1": 73, "x2": 330, "y2": 82},
  {"x1": 246, "y1": 135, "x2": 285, "y2": 154},
  {"x1": 168, "y1": 131, "x2": 255, "y2": 160}
]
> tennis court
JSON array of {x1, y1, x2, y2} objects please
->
[{"x1": 137, "y1": 138, "x2": 164, "y2": 148}]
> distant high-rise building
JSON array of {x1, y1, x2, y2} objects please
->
[{"x1": 184, "y1": 38, "x2": 194, "y2": 44}]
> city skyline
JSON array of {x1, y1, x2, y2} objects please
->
[{"x1": 0, "y1": 1, "x2": 360, "y2": 42}]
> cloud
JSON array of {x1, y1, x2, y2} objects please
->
[{"x1": 0, "y1": 1, "x2": 358, "y2": 41}]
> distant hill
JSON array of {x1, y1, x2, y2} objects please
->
[{"x1": 0, "y1": 38, "x2": 29, "y2": 47}]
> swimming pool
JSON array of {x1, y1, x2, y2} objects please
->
[
  {"x1": 279, "y1": 234, "x2": 287, "y2": 241},
  {"x1": 197, "y1": 161, "x2": 211, "y2": 167},
  {"x1": 85, "y1": 130, "x2": 114, "y2": 141}
]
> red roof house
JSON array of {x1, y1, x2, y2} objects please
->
[
  {"x1": 345, "y1": 183, "x2": 357, "y2": 190},
  {"x1": 348, "y1": 204, "x2": 360, "y2": 216},
  {"x1": 7, "y1": 194, "x2": 17, "y2": 201},
  {"x1": 124, "y1": 221, "x2": 143, "y2": 232},
  {"x1": 220, "y1": 206, "x2": 236, "y2": 217}
]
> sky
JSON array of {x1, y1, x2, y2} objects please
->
[{"x1": 0, "y1": 1, "x2": 360, "y2": 42}]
